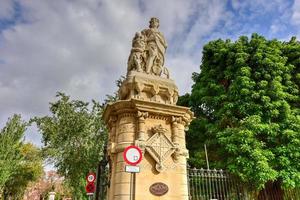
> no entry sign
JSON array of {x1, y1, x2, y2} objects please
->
[
  {"x1": 85, "y1": 182, "x2": 95, "y2": 193},
  {"x1": 123, "y1": 146, "x2": 142, "y2": 165}
]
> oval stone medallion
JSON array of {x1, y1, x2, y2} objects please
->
[{"x1": 149, "y1": 182, "x2": 169, "y2": 196}]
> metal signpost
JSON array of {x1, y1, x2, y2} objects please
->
[
  {"x1": 123, "y1": 146, "x2": 142, "y2": 200},
  {"x1": 86, "y1": 172, "x2": 96, "y2": 199}
]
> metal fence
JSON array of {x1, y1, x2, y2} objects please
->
[
  {"x1": 257, "y1": 185, "x2": 300, "y2": 200},
  {"x1": 95, "y1": 145, "x2": 109, "y2": 200},
  {"x1": 188, "y1": 168, "x2": 246, "y2": 200},
  {"x1": 282, "y1": 188, "x2": 300, "y2": 200},
  {"x1": 95, "y1": 163, "x2": 108, "y2": 200},
  {"x1": 98, "y1": 166, "x2": 299, "y2": 200},
  {"x1": 187, "y1": 168, "x2": 300, "y2": 200}
]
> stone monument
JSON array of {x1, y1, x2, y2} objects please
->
[{"x1": 103, "y1": 17, "x2": 193, "y2": 200}]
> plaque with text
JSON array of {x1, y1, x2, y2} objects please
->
[{"x1": 149, "y1": 182, "x2": 169, "y2": 196}]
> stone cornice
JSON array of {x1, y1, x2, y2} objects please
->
[{"x1": 103, "y1": 99, "x2": 194, "y2": 125}]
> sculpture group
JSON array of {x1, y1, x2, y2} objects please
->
[{"x1": 127, "y1": 17, "x2": 169, "y2": 78}]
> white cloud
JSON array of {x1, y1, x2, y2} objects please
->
[
  {"x1": 166, "y1": 55, "x2": 198, "y2": 94},
  {"x1": 0, "y1": 0, "x2": 227, "y2": 145},
  {"x1": 231, "y1": 0, "x2": 288, "y2": 16},
  {"x1": 0, "y1": 0, "x2": 298, "y2": 151},
  {"x1": 292, "y1": 0, "x2": 300, "y2": 25},
  {"x1": 0, "y1": 0, "x2": 15, "y2": 20},
  {"x1": 182, "y1": 0, "x2": 226, "y2": 54}
]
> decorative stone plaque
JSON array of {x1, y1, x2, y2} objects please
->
[
  {"x1": 145, "y1": 125, "x2": 177, "y2": 172},
  {"x1": 149, "y1": 182, "x2": 169, "y2": 196}
]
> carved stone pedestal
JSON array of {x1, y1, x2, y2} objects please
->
[
  {"x1": 119, "y1": 71, "x2": 179, "y2": 105},
  {"x1": 103, "y1": 17, "x2": 193, "y2": 200},
  {"x1": 103, "y1": 96, "x2": 193, "y2": 200}
]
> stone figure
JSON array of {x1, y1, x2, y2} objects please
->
[
  {"x1": 127, "y1": 32, "x2": 146, "y2": 73},
  {"x1": 142, "y1": 17, "x2": 167, "y2": 75},
  {"x1": 127, "y1": 17, "x2": 169, "y2": 78},
  {"x1": 161, "y1": 67, "x2": 170, "y2": 79}
]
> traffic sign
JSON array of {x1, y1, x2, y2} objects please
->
[
  {"x1": 125, "y1": 165, "x2": 140, "y2": 173},
  {"x1": 123, "y1": 146, "x2": 142, "y2": 165},
  {"x1": 85, "y1": 182, "x2": 95, "y2": 193},
  {"x1": 86, "y1": 172, "x2": 96, "y2": 183}
]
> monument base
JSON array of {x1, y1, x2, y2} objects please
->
[{"x1": 103, "y1": 98, "x2": 193, "y2": 200}]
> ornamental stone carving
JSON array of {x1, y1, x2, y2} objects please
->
[
  {"x1": 137, "y1": 111, "x2": 148, "y2": 142},
  {"x1": 145, "y1": 125, "x2": 177, "y2": 172},
  {"x1": 119, "y1": 71, "x2": 179, "y2": 104},
  {"x1": 120, "y1": 17, "x2": 179, "y2": 105},
  {"x1": 103, "y1": 18, "x2": 194, "y2": 200},
  {"x1": 127, "y1": 17, "x2": 169, "y2": 78},
  {"x1": 108, "y1": 116, "x2": 117, "y2": 154}
]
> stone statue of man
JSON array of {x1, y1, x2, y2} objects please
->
[{"x1": 142, "y1": 17, "x2": 167, "y2": 75}]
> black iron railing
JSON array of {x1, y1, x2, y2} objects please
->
[
  {"x1": 187, "y1": 168, "x2": 300, "y2": 200},
  {"x1": 188, "y1": 168, "x2": 246, "y2": 200}
]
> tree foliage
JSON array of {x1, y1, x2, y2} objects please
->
[
  {"x1": 0, "y1": 115, "x2": 25, "y2": 192},
  {"x1": 184, "y1": 34, "x2": 300, "y2": 189},
  {"x1": 0, "y1": 115, "x2": 43, "y2": 199},
  {"x1": 3, "y1": 143, "x2": 43, "y2": 199},
  {"x1": 32, "y1": 92, "x2": 107, "y2": 199},
  {"x1": 24, "y1": 170, "x2": 72, "y2": 199}
]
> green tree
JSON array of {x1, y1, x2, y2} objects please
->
[
  {"x1": 3, "y1": 143, "x2": 43, "y2": 199},
  {"x1": 183, "y1": 34, "x2": 300, "y2": 194},
  {"x1": 0, "y1": 115, "x2": 26, "y2": 194},
  {"x1": 32, "y1": 92, "x2": 107, "y2": 199},
  {"x1": 0, "y1": 115, "x2": 43, "y2": 199}
]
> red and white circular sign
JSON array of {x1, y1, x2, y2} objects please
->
[
  {"x1": 86, "y1": 173, "x2": 96, "y2": 183},
  {"x1": 123, "y1": 146, "x2": 142, "y2": 166}
]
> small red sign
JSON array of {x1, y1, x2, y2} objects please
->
[
  {"x1": 123, "y1": 146, "x2": 142, "y2": 166},
  {"x1": 86, "y1": 172, "x2": 96, "y2": 183},
  {"x1": 85, "y1": 182, "x2": 95, "y2": 193}
]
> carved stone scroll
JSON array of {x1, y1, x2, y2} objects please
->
[
  {"x1": 108, "y1": 116, "x2": 117, "y2": 154},
  {"x1": 137, "y1": 111, "x2": 148, "y2": 141}
]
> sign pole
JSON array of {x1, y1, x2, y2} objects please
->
[
  {"x1": 129, "y1": 172, "x2": 132, "y2": 200},
  {"x1": 123, "y1": 146, "x2": 142, "y2": 200},
  {"x1": 133, "y1": 172, "x2": 136, "y2": 200},
  {"x1": 129, "y1": 172, "x2": 136, "y2": 200}
]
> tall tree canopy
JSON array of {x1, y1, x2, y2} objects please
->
[
  {"x1": 0, "y1": 115, "x2": 25, "y2": 192},
  {"x1": 182, "y1": 34, "x2": 300, "y2": 189},
  {"x1": 32, "y1": 92, "x2": 107, "y2": 199},
  {"x1": 0, "y1": 115, "x2": 43, "y2": 199},
  {"x1": 3, "y1": 143, "x2": 43, "y2": 199}
]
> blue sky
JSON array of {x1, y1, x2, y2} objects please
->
[{"x1": 0, "y1": 0, "x2": 300, "y2": 149}]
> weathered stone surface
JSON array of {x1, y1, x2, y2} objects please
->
[
  {"x1": 104, "y1": 98, "x2": 193, "y2": 199},
  {"x1": 127, "y1": 17, "x2": 169, "y2": 78},
  {"x1": 119, "y1": 71, "x2": 179, "y2": 105},
  {"x1": 103, "y1": 18, "x2": 193, "y2": 200}
]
